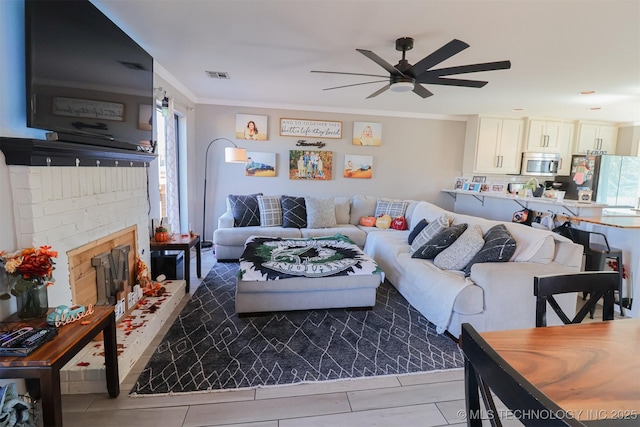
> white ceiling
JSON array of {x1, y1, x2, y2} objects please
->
[{"x1": 93, "y1": 0, "x2": 640, "y2": 124}]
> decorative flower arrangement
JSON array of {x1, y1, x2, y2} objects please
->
[{"x1": 0, "y1": 246, "x2": 57, "y2": 319}]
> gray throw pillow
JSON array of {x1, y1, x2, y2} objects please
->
[
  {"x1": 281, "y1": 196, "x2": 306, "y2": 228},
  {"x1": 257, "y1": 195, "x2": 282, "y2": 227},
  {"x1": 349, "y1": 195, "x2": 377, "y2": 225},
  {"x1": 305, "y1": 196, "x2": 337, "y2": 228},
  {"x1": 408, "y1": 218, "x2": 428, "y2": 245},
  {"x1": 410, "y1": 214, "x2": 452, "y2": 253},
  {"x1": 374, "y1": 199, "x2": 409, "y2": 218},
  {"x1": 412, "y1": 223, "x2": 468, "y2": 259},
  {"x1": 434, "y1": 224, "x2": 484, "y2": 271},
  {"x1": 228, "y1": 193, "x2": 262, "y2": 227},
  {"x1": 462, "y1": 224, "x2": 517, "y2": 275}
]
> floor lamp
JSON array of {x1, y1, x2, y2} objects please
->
[{"x1": 202, "y1": 138, "x2": 246, "y2": 249}]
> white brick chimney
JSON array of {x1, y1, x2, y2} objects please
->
[{"x1": 7, "y1": 165, "x2": 151, "y2": 307}]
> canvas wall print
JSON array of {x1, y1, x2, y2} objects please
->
[
  {"x1": 289, "y1": 150, "x2": 332, "y2": 180},
  {"x1": 236, "y1": 114, "x2": 268, "y2": 140},
  {"x1": 245, "y1": 151, "x2": 276, "y2": 177},
  {"x1": 352, "y1": 121, "x2": 382, "y2": 146},
  {"x1": 344, "y1": 154, "x2": 373, "y2": 179}
]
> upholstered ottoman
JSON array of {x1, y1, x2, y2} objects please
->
[{"x1": 235, "y1": 234, "x2": 384, "y2": 314}]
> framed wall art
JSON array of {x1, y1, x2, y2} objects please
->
[
  {"x1": 352, "y1": 121, "x2": 382, "y2": 146},
  {"x1": 280, "y1": 118, "x2": 342, "y2": 139},
  {"x1": 245, "y1": 151, "x2": 276, "y2": 177},
  {"x1": 344, "y1": 154, "x2": 373, "y2": 179},
  {"x1": 236, "y1": 114, "x2": 268, "y2": 140},
  {"x1": 289, "y1": 150, "x2": 333, "y2": 180}
]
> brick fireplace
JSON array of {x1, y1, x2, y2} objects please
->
[{"x1": 6, "y1": 164, "x2": 151, "y2": 307}]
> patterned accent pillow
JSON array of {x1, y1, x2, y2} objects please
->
[
  {"x1": 257, "y1": 195, "x2": 282, "y2": 227},
  {"x1": 462, "y1": 224, "x2": 517, "y2": 275},
  {"x1": 228, "y1": 193, "x2": 262, "y2": 227},
  {"x1": 408, "y1": 218, "x2": 428, "y2": 245},
  {"x1": 412, "y1": 223, "x2": 468, "y2": 260},
  {"x1": 434, "y1": 224, "x2": 485, "y2": 271},
  {"x1": 410, "y1": 214, "x2": 452, "y2": 253},
  {"x1": 281, "y1": 196, "x2": 307, "y2": 228},
  {"x1": 374, "y1": 199, "x2": 409, "y2": 218},
  {"x1": 305, "y1": 196, "x2": 337, "y2": 228}
]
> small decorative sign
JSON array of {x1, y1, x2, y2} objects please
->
[
  {"x1": 52, "y1": 97, "x2": 125, "y2": 121},
  {"x1": 280, "y1": 118, "x2": 342, "y2": 139}
]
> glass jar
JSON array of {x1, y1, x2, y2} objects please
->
[{"x1": 14, "y1": 278, "x2": 49, "y2": 320}]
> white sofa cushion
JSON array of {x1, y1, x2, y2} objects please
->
[
  {"x1": 410, "y1": 201, "x2": 450, "y2": 226},
  {"x1": 349, "y1": 195, "x2": 377, "y2": 224},
  {"x1": 335, "y1": 196, "x2": 351, "y2": 224}
]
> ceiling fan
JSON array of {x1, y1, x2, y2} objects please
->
[{"x1": 311, "y1": 37, "x2": 511, "y2": 99}]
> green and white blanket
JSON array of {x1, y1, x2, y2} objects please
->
[{"x1": 239, "y1": 234, "x2": 384, "y2": 281}]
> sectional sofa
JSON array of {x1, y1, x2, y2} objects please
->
[{"x1": 213, "y1": 194, "x2": 583, "y2": 337}]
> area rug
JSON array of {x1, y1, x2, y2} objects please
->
[{"x1": 130, "y1": 262, "x2": 463, "y2": 395}]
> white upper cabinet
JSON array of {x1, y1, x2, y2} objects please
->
[
  {"x1": 576, "y1": 122, "x2": 618, "y2": 154},
  {"x1": 525, "y1": 119, "x2": 574, "y2": 175},
  {"x1": 465, "y1": 116, "x2": 524, "y2": 174}
]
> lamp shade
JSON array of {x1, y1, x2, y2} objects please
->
[{"x1": 224, "y1": 147, "x2": 247, "y2": 163}]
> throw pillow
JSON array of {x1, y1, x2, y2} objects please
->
[
  {"x1": 281, "y1": 196, "x2": 306, "y2": 228},
  {"x1": 434, "y1": 224, "x2": 484, "y2": 271},
  {"x1": 257, "y1": 195, "x2": 282, "y2": 227},
  {"x1": 305, "y1": 196, "x2": 337, "y2": 228},
  {"x1": 410, "y1": 214, "x2": 452, "y2": 253},
  {"x1": 408, "y1": 218, "x2": 428, "y2": 245},
  {"x1": 374, "y1": 199, "x2": 409, "y2": 218},
  {"x1": 462, "y1": 224, "x2": 517, "y2": 275},
  {"x1": 228, "y1": 193, "x2": 262, "y2": 227},
  {"x1": 412, "y1": 223, "x2": 468, "y2": 259}
]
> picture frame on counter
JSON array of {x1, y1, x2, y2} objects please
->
[
  {"x1": 454, "y1": 177, "x2": 467, "y2": 190},
  {"x1": 468, "y1": 183, "x2": 482, "y2": 192},
  {"x1": 489, "y1": 181, "x2": 507, "y2": 194},
  {"x1": 472, "y1": 175, "x2": 486, "y2": 183}
]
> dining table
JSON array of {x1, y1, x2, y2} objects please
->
[{"x1": 460, "y1": 319, "x2": 640, "y2": 426}]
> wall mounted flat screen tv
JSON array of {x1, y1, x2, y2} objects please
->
[{"x1": 25, "y1": 0, "x2": 154, "y2": 151}]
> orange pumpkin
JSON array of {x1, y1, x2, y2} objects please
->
[{"x1": 359, "y1": 216, "x2": 376, "y2": 227}]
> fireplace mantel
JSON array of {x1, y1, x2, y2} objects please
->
[{"x1": 0, "y1": 137, "x2": 155, "y2": 167}]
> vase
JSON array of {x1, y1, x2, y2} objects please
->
[{"x1": 15, "y1": 278, "x2": 49, "y2": 320}]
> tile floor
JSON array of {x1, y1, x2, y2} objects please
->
[{"x1": 59, "y1": 248, "x2": 625, "y2": 427}]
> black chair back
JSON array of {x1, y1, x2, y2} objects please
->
[{"x1": 534, "y1": 272, "x2": 617, "y2": 327}]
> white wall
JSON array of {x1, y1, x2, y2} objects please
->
[{"x1": 194, "y1": 105, "x2": 466, "y2": 243}]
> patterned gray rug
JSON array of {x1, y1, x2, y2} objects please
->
[{"x1": 130, "y1": 262, "x2": 463, "y2": 395}]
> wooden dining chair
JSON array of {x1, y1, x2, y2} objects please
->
[{"x1": 534, "y1": 271, "x2": 617, "y2": 327}]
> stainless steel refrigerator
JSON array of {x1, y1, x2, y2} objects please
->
[{"x1": 555, "y1": 155, "x2": 640, "y2": 206}]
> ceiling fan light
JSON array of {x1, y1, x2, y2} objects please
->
[{"x1": 390, "y1": 81, "x2": 414, "y2": 92}]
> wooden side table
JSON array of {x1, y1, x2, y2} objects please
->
[
  {"x1": 149, "y1": 234, "x2": 202, "y2": 293},
  {"x1": 0, "y1": 306, "x2": 119, "y2": 427}
]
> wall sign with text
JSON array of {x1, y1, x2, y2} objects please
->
[{"x1": 280, "y1": 118, "x2": 342, "y2": 139}]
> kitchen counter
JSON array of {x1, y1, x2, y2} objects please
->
[
  {"x1": 576, "y1": 213, "x2": 640, "y2": 229},
  {"x1": 442, "y1": 189, "x2": 608, "y2": 216}
]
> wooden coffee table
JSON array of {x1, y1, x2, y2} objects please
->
[
  {"x1": 0, "y1": 306, "x2": 119, "y2": 427},
  {"x1": 150, "y1": 234, "x2": 202, "y2": 293}
]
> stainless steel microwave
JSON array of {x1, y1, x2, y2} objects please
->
[{"x1": 520, "y1": 153, "x2": 560, "y2": 176}]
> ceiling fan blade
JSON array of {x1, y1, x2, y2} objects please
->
[
  {"x1": 423, "y1": 60, "x2": 512, "y2": 77},
  {"x1": 322, "y1": 80, "x2": 389, "y2": 91},
  {"x1": 408, "y1": 39, "x2": 470, "y2": 77},
  {"x1": 412, "y1": 84, "x2": 433, "y2": 98},
  {"x1": 417, "y1": 76, "x2": 488, "y2": 88},
  {"x1": 366, "y1": 84, "x2": 391, "y2": 99},
  {"x1": 311, "y1": 70, "x2": 388, "y2": 78},
  {"x1": 356, "y1": 49, "x2": 404, "y2": 76}
]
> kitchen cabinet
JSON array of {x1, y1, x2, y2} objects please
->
[
  {"x1": 464, "y1": 116, "x2": 524, "y2": 174},
  {"x1": 576, "y1": 122, "x2": 618, "y2": 154},
  {"x1": 525, "y1": 119, "x2": 574, "y2": 175}
]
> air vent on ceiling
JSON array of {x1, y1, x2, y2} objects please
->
[
  {"x1": 119, "y1": 61, "x2": 147, "y2": 71},
  {"x1": 206, "y1": 70, "x2": 230, "y2": 79}
]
